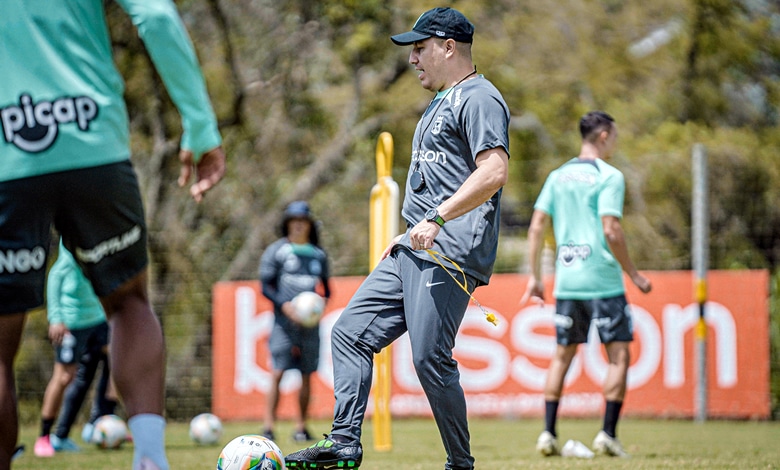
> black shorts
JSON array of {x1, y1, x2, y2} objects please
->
[
  {"x1": 268, "y1": 320, "x2": 321, "y2": 374},
  {"x1": 555, "y1": 295, "x2": 633, "y2": 345},
  {"x1": 55, "y1": 322, "x2": 110, "y2": 365},
  {"x1": 0, "y1": 161, "x2": 148, "y2": 314}
]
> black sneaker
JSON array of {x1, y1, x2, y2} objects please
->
[
  {"x1": 292, "y1": 428, "x2": 315, "y2": 442},
  {"x1": 285, "y1": 436, "x2": 363, "y2": 469},
  {"x1": 261, "y1": 428, "x2": 275, "y2": 441}
]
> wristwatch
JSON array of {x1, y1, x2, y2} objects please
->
[{"x1": 425, "y1": 208, "x2": 446, "y2": 227}]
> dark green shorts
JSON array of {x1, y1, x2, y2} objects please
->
[
  {"x1": 555, "y1": 295, "x2": 633, "y2": 345},
  {"x1": 269, "y1": 319, "x2": 321, "y2": 374},
  {"x1": 0, "y1": 161, "x2": 148, "y2": 314},
  {"x1": 55, "y1": 321, "x2": 110, "y2": 365}
]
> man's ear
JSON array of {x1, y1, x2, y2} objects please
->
[{"x1": 445, "y1": 38, "x2": 456, "y2": 54}]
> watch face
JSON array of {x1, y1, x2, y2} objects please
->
[{"x1": 425, "y1": 209, "x2": 436, "y2": 221}]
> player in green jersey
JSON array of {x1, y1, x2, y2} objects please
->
[
  {"x1": 0, "y1": 1, "x2": 226, "y2": 469},
  {"x1": 522, "y1": 111, "x2": 652, "y2": 458}
]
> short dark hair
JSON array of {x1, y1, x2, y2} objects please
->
[{"x1": 579, "y1": 111, "x2": 615, "y2": 141}]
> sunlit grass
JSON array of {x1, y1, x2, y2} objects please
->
[{"x1": 12, "y1": 417, "x2": 780, "y2": 469}]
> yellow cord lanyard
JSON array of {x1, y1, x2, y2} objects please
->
[{"x1": 425, "y1": 249, "x2": 498, "y2": 326}]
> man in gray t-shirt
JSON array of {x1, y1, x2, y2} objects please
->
[{"x1": 285, "y1": 7, "x2": 510, "y2": 470}]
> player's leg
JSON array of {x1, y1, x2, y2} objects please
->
[
  {"x1": 0, "y1": 174, "x2": 54, "y2": 469},
  {"x1": 100, "y1": 270, "x2": 168, "y2": 469},
  {"x1": 294, "y1": 327, "x2": 319, "y2": 442},
  {"x1": 0, "y1": 313, "x2": 26, "y2": 470},
  {"x1": 544, "y1": 344, "x2": 579, "y2": 400},
  {"x1": 600, "y1": 339, "x2": 630, "y2": 445},
  {"x1": 534, "y1": 342, "x2": 578, "y2": 456},
  {"x1": 81, "y1": 326, "x2": 116, "y2": 442},
  {"x1": 101, "y1": 271, "x2": 164, "y2": 415},
  {"x1": 55, "y1": 334, "x2": 103, "y2": 444},
  {"x1": 262, "y1": 369, "x2": 284, "y2": 440},
  {"x1": 286, "y1": 254, "x2": 406, "y2": 468},
  {"x1": 603, "y1": 341, "x2": 630, "y2": 402},
  {"x1": 83, "y1": 352, "x2": 117, "y2": 443},
  {"x1": 265, "y1": 321, "x2": 299, "y2": 440},
  {"x1": 93, "y1": 352, "x2": 118, "y2": 416},
  {"x1": 592, "y1": 340, "x2": 630, "y2": 457},
  {"x1": 59, "y1": 162, "x2": 166, "y2": 469},
  {"x1": 595, "y1": 295, "x2": 632, "y2": 431},
  {"x1": 401, "y1": 251, "x2": 474, "y2": 470},
  {"x1": 97, "y1": 329, "x2": 118, "y2": 419},
  {"x1": 543, "y1": 344, "x2": 578, "y2": 419},
  {"x1": 329, "y1": 256, "x2": 406, "y2": 442},
  {"x1": 538, "y1": 299, "x2": 589, "y2": 456},
  {"x1": 592, "y1": 295, "x2": 633, "y2": 457},
  {"x1": 48, "y1": 326, "x2": 97, "y2": 451},
  {"x1": 37, "y1": 361, "x2": 77, "y2": 455},
  {"x1": 293, "y1": 372, "x2": 312, "y2": 441}
]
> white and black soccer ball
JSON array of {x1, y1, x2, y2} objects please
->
[
  {"x1": 92, "y1": 414, "x2": 129, "y2": 449},
  {"x1": 189, "y1": 412, "x2": 223, "y2": 445},
  {"x1": 290, "y1": 291, "x2": 325, "y2": 328},
  {"x1": 216, "y1": 434, "x2": 285, "y2": 470}
]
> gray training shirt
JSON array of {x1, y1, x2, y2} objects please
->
[{"x1": 399, "y1": 75, "x2": 510, "y2": 285}]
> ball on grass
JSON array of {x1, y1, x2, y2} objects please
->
[{"x1": 216, "y1": 434, "x2": 285, "y2": 470}]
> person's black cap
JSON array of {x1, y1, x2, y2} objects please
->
[
  {"x1": 281, "y1": 200, "x2": 317, "y2": 239},
  {"x1": 391, "y1": 7, "x2": 474, "y2": 46},
  {"x1": 283, "y1": 201, "x2": 312, "y2": 220}
]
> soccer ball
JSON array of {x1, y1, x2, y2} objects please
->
[
  {"x1": 290, "y1": 291, "x2": 325, "y2": 328},
  {"x1": 189, "y1": 413, "x2": 223, "y2": 445},
  {"x1": 92, "y1": 414, "x2": 129, "y2": 449},
  {"x1": 216, "y1": 434, "x2": 285, "y2": 470}
]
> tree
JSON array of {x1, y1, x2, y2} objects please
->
[{"x1": 14, "y1": 0, "x2": 780, "y2": 419}]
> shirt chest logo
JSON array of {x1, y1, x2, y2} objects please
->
[
  {"x1": 1, "y1": 93, "x2": 99, "y2": 154},
  {"x1": 557, "y1": 243, "x2": 592, "y2": 267},
  {"x1": 431, "y1": 115, "x2": 444, "y2": 135}
]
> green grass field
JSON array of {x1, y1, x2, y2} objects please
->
[{"x1": 12, "y1": 417, "x2": 780, "y2": 469}]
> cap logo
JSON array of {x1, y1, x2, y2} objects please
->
[{"x1": 435, "y1": 30, "x2": 446, "y2": 37}]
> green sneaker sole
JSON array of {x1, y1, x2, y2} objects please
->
[{"x1": 286, "y1": 461, "x2": 360, "y2": 469}]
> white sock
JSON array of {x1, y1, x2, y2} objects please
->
[{"x1": 128, "y1": 414, "x2": 169, "y2": 470}]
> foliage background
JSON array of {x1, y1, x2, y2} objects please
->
[{"x1": 15, "y1": 0, "x2": 780, "y2": 422}]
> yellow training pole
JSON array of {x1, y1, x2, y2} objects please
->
[{"x1": 369, "y1": 132, "x2": 398, "y2": 451}]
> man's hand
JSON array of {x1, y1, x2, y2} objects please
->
[
  {"x1": 48, "y1": 323, "x2": 69, "y2": 345},
  {"x1": 520, "y1": 277, "x2": 545, "y2": 307},
  {"x1": 632, "y1": 272, "x2": 653, "y2": 294},
  {"x1": 281, "y1": 301, "x2": 299, "y2": 324},
  {"x1": 409, "y1": 220, "x2": 440, "y2": 251},
  {"x1": 380, "y1": 234, "x2": 404, "y2": 260},
  {"x1": 178, "y1": 146, "x2": 227, "y2": 203}
]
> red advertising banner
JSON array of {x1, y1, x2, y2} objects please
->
[{"x1": 212, "y1": 270, "x2": 770, "y2": 421}]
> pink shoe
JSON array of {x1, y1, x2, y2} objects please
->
[{"x1": 34, "y1": 435, "x2": 55, "y2": 457}]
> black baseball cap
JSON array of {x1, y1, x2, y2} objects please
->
[
  {"x1": 283, "y1": 201, "x2": 312, "y2": 220},
  {"x1": 390, "y1": 7, "x2": 474, "y2": 46},
  {"x1": 281, "y1": 200, "x2": 316, "y2": 238}
]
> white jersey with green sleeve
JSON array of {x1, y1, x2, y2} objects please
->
[
  {"x1": 0, "y1": 0, "x2": 221, "y2": 183},
  {"x1": 535, "y1": 157, "x2": 626, "y2": 299}
]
